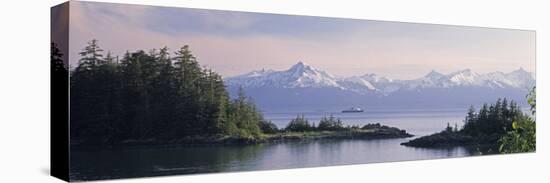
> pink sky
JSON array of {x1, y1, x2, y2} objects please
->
[{"x1": 67, "y1": 1, "x2": 535, "y2": 79}]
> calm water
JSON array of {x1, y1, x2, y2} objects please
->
[
  {"x1": 71, "y1": 109, "x2": 480, "y2": 181},
  {"x1": 264, "y1": 108, "x2": 467, "y2": 137}
]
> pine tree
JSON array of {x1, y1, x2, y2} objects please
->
[
  {"x1": 463, "y1": 105, "x2": 477, "y2": 134},
  {"x1": 318, "y1": 114, "x2": 344, "y2": 131},
  {"x1": 70, "y1": 41, "x2": 267, "y2": 145},
  {"x1": 285, "y1": 114, "x2": 312, "y2": 132},
  {"x1": 70, "y1": 39, "x2": 108, "y2": 143},
  {"x1": 51, "y1": 42, "x2": 66, "y2": 72},
  {"x1": 119, "y1": 51, "x2": 151, "y2": 140},
  {"x1": 150, "y1": 47, "x2": 178, "y2": 138},
  {"x1": 78, "y1": 39, "x2": 104, "y2": 69},
  {"x1": 172, "y1": 45, "x2": 203, "y2": 136}
]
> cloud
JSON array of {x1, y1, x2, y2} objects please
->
[{"x1": 68, "y1": 1, "x2": 535, "y2": 79}]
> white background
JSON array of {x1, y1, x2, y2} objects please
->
[{"x1": 0, "y1": 0, "x2": 547, "y2": 182}]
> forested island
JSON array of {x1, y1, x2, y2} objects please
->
[
  {"x1": 260, "y1": 116, "x2": 413, "y2": 144},
  {"x1": 401, "y1": 92, "x2": 536, "y2": 154},
  {"x1": 63, "y1": 40, "x2": 412, "y2": 148}
]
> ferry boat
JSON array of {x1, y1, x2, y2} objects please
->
[{"x1": 342, "y1": 107, "x2": 364, "y2": 113}]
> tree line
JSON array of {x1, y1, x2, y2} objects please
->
[
  {"x1": 461, "y1": 98, "x2": 523, "y2": 137},
  {"x1": 405, "y1": 92, "x2": 536, "y2": 153},
  {"x1": 459, "y1": 96, "x2": 535, "y2": 150},
  {"x1": 283, "y1": 114, "x2": 346, "y2": 132},
  {"x1": 461, "y1": 93, "x2": 536, "y2": 153},
  {"x1": 280, "y1": 114, "x2": 373, "y2": 132},
  {"x1": 68, "y1": 40, "x2": 269, "y2": 145}
]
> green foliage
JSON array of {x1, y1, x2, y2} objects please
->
[
  {"x1": 70, "y1": 40, "x2": 265, "y2": 145},
  {"x1": 317, "y1": 115, "x2": 346, "y2": 131},
  {"x1": 259, "y1": 120, "x2": 279, "y2": 134},
  {"x1": 407, "y1": 87, "x2": 537, "y2": 152},
  {"x1": 285, "y1": 114, "x2": 315, "y2": 132},
  {"x1": 226, "y1": 87, "x2": 263, "y2": 137},
  {"x1": 78, "y1": 39, "x2": 104, "y2": 68},
  {"x1": 282, "y1": 115, "x2": 354, "y2": 132},
  {"x1": 405, "y1": 96, "x2": 535, "y2": 150},
  {"x1": 527, "y1": 87, "x2": 536, "y2": 115},
  {"x1": 499, "y1": 87, "x2": 536, "y2": 153},
  {"x1": 283, "y1": 117, "x2": 396, "y2": 133},
  {"x1": 498, "y1": 115, "x2": 536, "y2": 153},
  {"x1": 461, "y1": 98, "x2": 520, "y2": 137}
]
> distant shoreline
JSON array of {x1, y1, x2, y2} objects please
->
[{"x1": 71, "y1": 125, "x2": 413, "y2": 150}]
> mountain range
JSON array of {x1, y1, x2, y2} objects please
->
[{"x1": 225, "y1": 62, "x2": 535, "y2": 111}]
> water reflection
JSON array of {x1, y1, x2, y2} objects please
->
[
  {"x1": 71, "y1": 109, "x2": 485, "y2": 181},
  {"x1": 71, "y1": 138, "x2": 477, "y2": 181}
]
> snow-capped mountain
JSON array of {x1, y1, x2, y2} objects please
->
[
  {"x1": 504, "y1": 67, "x2": 536, "y2": 88},
  {"x1": 406, "y1": 69, "x2": 485, "y2": 89},
  {"x1": 225, "y1": 62, "x2": 535, "y2": 95},
  {"x1": 407, "y1": 68, "x2": 535, "y2": 90},
  {"x1": 225, "y1": 62, "x2": 342, "y2": 89}
]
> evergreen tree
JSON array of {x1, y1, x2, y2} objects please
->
[
  {"x1": 259, "y1": 120, "x2": 279, "y2": 134},
  {"x1": 149, "y1": 47, "x2": 178, "y2": 138},
  {"x1": 463, "y1": 105, "x2": 477, "y2": 134},
  {"x1": 70, "y1": 40, "x2": 267, "y2": 145},
  {"x1": 499, "y1": 87, "x2": 536, "y2": 153},
  {"x1": 285, "y1": 114, "x2": 313, "y2": 132},
  {"x1": 119, "y1": 51, "x2": 151, "y2": 140},
  {"x1": 172, "y1": 45, "x2": 203, "y2": 136},
  {"x1": 70, "y1": 39, "x2": 108, "y2": 143},
  {"x1": 318, "y1": 115, "x2": 345, "y2": 131},
  {"x1": 51, "y1": 42, "x2": 66, "y2": 72},
  {"x1": 78, "y1": 39, "x2": 104, "y2": 69}
]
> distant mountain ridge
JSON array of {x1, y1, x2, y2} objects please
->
[
  {"x1": 225, "y1": 62, "x2": 535, "y2": 95},
  {"x1": 224, "y1": 62, "x2": 534, "y2": 111},
  {"x1": 225, "y1": 62, "x2": 342, "y2": 89}
]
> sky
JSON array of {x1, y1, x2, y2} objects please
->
[{"x1": 66, "y1": 1, "x2": 535, "y2": 79}]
